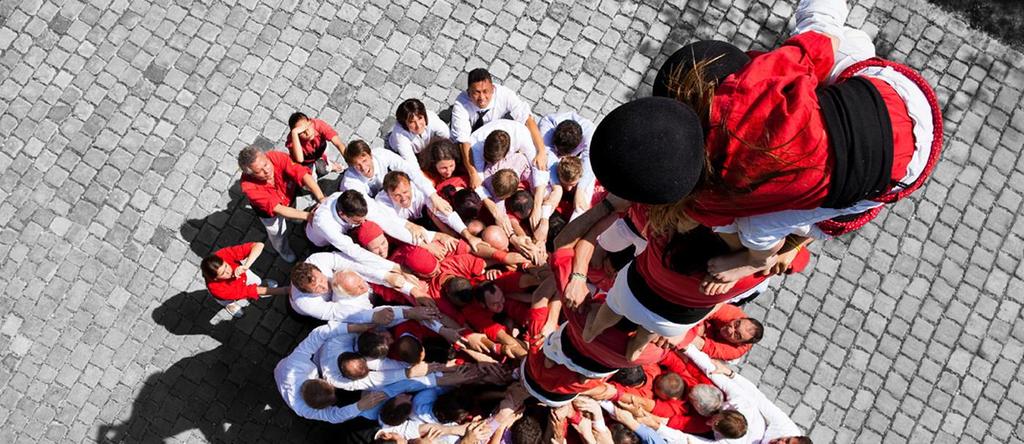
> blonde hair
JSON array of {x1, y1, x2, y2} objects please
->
[
  {"x1": 491, "y1": 169, "x2": 520, "y2": 200},
  {"x1": 646, "y1": 199, "x2": 696, "y2": 239},
  {"x1": 556, "y1": 156, "x2": 583, "y2": 184}
]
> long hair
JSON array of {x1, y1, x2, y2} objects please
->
[{"x1": 649, "y1": 53, "x2": 817, "y2": 237}]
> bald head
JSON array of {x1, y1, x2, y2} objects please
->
[
  {"x1": 482, "y1": 225, "x2": 509, "y2": 250},
  {"x1": 332, "y1": 270, "x2": 369, "y2": 298},
  {"x1": 688, "y1": 384, "x2": 724, "y2": 416}
]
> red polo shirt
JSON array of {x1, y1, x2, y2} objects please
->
[
  {"x1": 204, "y1": 243, "x2": 259, "y2": 301},
  {"x1": 285, "y1": 118, "x2": 339, "y2": 166},
  {"x1": 240, "y1": 151, "x2": 310, "y2": 218}
]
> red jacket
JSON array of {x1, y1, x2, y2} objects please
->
[{"x1": 204, "y1": 243, "x2": 258, "y2": 301}]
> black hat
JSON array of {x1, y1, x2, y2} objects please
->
[
  {"x1": 590, "y1": 97, "x2": 704, "y2": 204},
  {"x1": 653, "y1": 40, "x2": 750, "y2": 97}
]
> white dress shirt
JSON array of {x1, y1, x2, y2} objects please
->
[
  {"x1": 540, "y1": 112, "x2": 598, "y2": 220},
  {"x1": 274, "y1": 322, "x2": 363, "y2": 423},
  {"x1": 377, "y1": 388, "x2": 461, "y2": 444},
  {"x1": 674, "y1": 346, "x2": 780, "y2": 444},
  {"x1": 388, "y1": 109, "x2": 451, "y2": 164},
  {"x1": 450, "y1": 83, "x2": 533, "y2": 144},
  {"x1": 468, "y1": 119, "x2": 538, "y2": 174},
  {"x1": 289, "y1": 251, "x2": 409, "y2": 321},
  {"x1": 340, "y1": 148, "x2": 437, "y2": 198},
  {"x1": 316, "y1": 333, "x2": 413, "y2": 390},
  {"x1": 307, "y1": 192, "x2": 434, "y2": 256},
  {"x1": 376, "y1": 184, "x2": 468, "y2": 234}
]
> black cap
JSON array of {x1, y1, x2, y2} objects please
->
[
  {"x1": 653, "y1": 40, "x2": 750, "y2": 97},
  {"x1": 590, "y1": 97, "x2": 704, "y2": 204}
]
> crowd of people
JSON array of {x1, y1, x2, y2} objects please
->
[{"x1": 197, "y1": 0, "x2": 942, "y2": 443}]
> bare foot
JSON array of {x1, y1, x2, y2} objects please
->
[
  {"x1": 582, "y1": 303, "x2": 621, "y2": 343},
  {"x1": 706, "y1": 251, "x2": 777, "y2": 283},
  {"x1": 699, "y1": 275, "x2": 739, "y2": 296},
  {"x1": 625, "y1": 329, "x2": 659, "y2": 362}
]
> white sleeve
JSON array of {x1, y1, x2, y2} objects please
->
[
  {"x1": 333, "y1": 367, "x2": 410, "y2": 391},
  {"x1": 377, "y1": 149, "x2": 437, "y2": 197},
  {"x1": 515, "y1": 123, "x2": 538, "y2": 161},
  {"x1": 378, "y1": 421, "x2": 425, "y2": 441},
  {"x1": 276, "y1": 323, "x2": 363, "y2": 423},
  {"x1": 309, "y1": 204, "x2": 386, "y2": 266},
  {"x1": 450, "y1": 97, "x2": 473, "y2": 144},
  {"x1": 538, "y1": 114, "x2": 557, "y2": 152},
  {"x1": 597, "y1": 218, "x2": 647, "y2": 254},
  {"x1": 290, "y1": 290, "x2": 359, "y2": 321},
  {"x1": 367, "y1": 200, "x2": 420, "y2": 245},
  {"x1": 657, "y1": 425, "x2": 716, "y2": 443},
  {"x1": 793, "y1": 0, "x2": 848, "y2": 38},
  {"x1": 368, "y1": 358, "x2": 408, "y2": 371},
  {"x1": 340, "y1": 170, "x2": 371, "y2": 194},
  {"x1": 683, "y1": 345, "x2": 717, "y2": 374},
  {"x1": 733, "y1": 375, "x2": 804, "y2": 438},
  {"x1": 427, "y1": 199, "x2": 468, "y2": 233},
  {"x1": 793, "y1": 0, "x2": 877, "y2": 83},
  {"x1": 731, "y1": 202, "x2": 879, "y2": 250},
  {"x1": 529, "y1": 165, "x2": 549, "y2": 190},
  {"x1": 471, "y1": 141, "x2": 486, "y2": 174},
  {"x1": 389, "y1": 128, "x2": 419, "y2": 165}
]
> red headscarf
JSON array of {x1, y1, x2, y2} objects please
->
[{"x1": 354, "y1": 220, "x2": 384, "y2": 247}]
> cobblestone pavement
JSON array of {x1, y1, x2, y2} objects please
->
[{"x1": 0, "y1": 0, "x2": 1022, "y2": 442}]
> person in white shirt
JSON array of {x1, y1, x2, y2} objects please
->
[
  {"x1": 376, "y1": 171, "x2": 481, "y2": 244},
  {"x1": 307, "y1": 190, "x2": 440, "y2": 259},
  {"x1": 469, "y1": 122, "x2": 549, "y2": 236},
  {"x1": 450, "y1": 68, "x2": 548, "y2": 189},
  {"x1": 657, "y1": 346, "x2": 808, "y2": 444},
  {"x1": 274, "y1": 321, "x2": 391, "y2": 423},
  {"x1": 387, "y1": 99, "x2": 451, "y2": 166},
  {"x1": 340, "y1": 141, "x2": 452, "y2": 211},
  {"x1": 287, "y1": 250, "x2": 425, "y2": 320},
  {"x1": 538, "y1": 112, "x2": 598, "y2": 220}
]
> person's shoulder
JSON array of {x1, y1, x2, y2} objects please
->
[{"x1": 265, "y1": 150, "x2": 291, "y2": 163}]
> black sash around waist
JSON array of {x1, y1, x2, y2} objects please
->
[
  {"x1": 628, "y1": 261, "x2": 714, "y2": 324},
  {"x1": 560, "y1": 327, "x2": 617, "y2": 374},
  {"x1": 817, "y1": 76, "x2": 894, "y2": 209}
]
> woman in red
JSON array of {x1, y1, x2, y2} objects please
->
[{"x1": 200, "y1": 242, "x2": 289, "y2": 317}]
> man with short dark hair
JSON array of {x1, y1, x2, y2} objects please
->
[
  {"x1": 288, "y1": 251, "x2": 418, "y2": 321},
  {"x1": 376, "y1": 171, "x2": 478, "y2": 246},
  {"x1": 307, "y1": 190, "x2": 441, "y2": 260},
  {"x1": 274, "y1": 321, "x2": 390, "y2": 423},
  {"x1": 340, "y1": 140, "x2": 451, "y2": 213},
  {"x1": 238, "y1": 145, "x2": 326, "y2": 262},
  {"x1": 450, "y1": 68, "x2": 548, "y2": 189},
  {"x1": 538, "y1": 112, "x2": 598, "y2": 219}
]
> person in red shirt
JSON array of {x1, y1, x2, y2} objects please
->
[
  {"x1": 237, "y1": 146, "x2": 326, "y2": 262},
  {"x1": 425, "y1": 137, "x2": 470, "y2": 194},
  {"x1": 200, "y1": 242, "x2": 288, "y2": 317},
  {"x1": 690, "y1": 303, "x2": 764, "y2": 361},
  {"x1": 286, "y1": 112, "x2": 346, "y2": 179}
]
